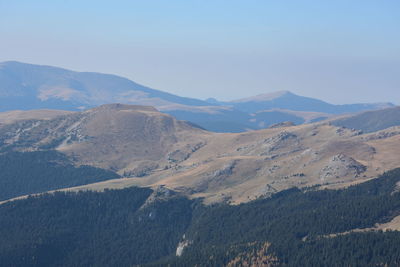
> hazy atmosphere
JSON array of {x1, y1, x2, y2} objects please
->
[
  {"x1": 1, "y1": 0, "x2": 399, "y2": 104},
  {"x1": 3, "y1": 2, "x2": 400, "y2": 266}
]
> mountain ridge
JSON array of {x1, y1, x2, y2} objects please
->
[
  {"x1": 1, "y1": 103, "x2": 400, "y2": 204},
  {"x1": 224, "y1": 90, "x2": 393, "y2": 114},
  {"x1": 0, "y1": 61, "x2": 394, "y2": 132}
]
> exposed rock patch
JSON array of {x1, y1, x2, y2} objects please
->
[
  {"x1": 140, "y1": 185, "x2": 177, "y2": 210},
  {"x1": 362, "y1": 129, "x2": 400, "y2": 141},
  {"x1": 123, "y1": 161, "x2": 159, "y2": 177},
  {"x1": 268, "y1": 121, "x2": 295, "y2": 129},
  {"x1": 193, "y1": 160, "x2": 239, "y2": 193},
  {"x1": 261, "y1": 131, "x2": 300, "y2": 155},
  {"x1": 176, "y1": 235, "x2": 192, "y2": 257},
  {"x1": 320, "y1": 154, "x2": 366, "y2": 180},
  {"x1": 167, "y1": 142, "x2": 205, "y2": 163},
  {"x1": 212, "y1": 160, "x2": 237, "y2": 178}
]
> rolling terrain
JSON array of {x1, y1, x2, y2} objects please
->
[
  {"x1": 0, "y1": 104, "x2": 208, "y2": 177},
  {"x1": 0, "y1": 102, "x2": 399, "y2": 266},
  {"x1": 1, "y1": 104, "x2": 400, "y2": 204}
]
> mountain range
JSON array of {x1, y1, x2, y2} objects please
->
[
  {"x1": 0, "y1": 101, "x2": 400, "y2": 266},
  {"x1": 1, "y1": 61, "x2": 400, "y2": 265},
  {"x1": 0, "y1": 61, "x2": 394, "y2": 132}
]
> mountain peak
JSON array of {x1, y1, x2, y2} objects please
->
[
  {"x1": 0, "y1": 60, "x2": 22, "y2": 66},
  {"x1": 0, "y1": 61, "x2": 58, "y2": 70},
  {"x1": 0, "y1": 61, "x2": 21, "y2": 69}
]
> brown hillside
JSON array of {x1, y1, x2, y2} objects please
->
[{"x1": 1, "y1": 104, "x2": 400, "y2": 204}]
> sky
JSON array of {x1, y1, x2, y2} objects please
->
[{"x1": 0, "y1": 0, "x2": 399, "y2": 104}]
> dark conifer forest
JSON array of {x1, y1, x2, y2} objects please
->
[
  {"x1": 0, "y1": 151, "x2": 120, "y2": 201},
  {"x1": 1, "y1": 168, "x2": 400, "y2": 266}
]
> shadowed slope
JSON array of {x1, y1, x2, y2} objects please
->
[{"x1": 332, "y1": 106, "x2": 400, "y2": 133}]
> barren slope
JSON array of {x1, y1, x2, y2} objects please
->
[
  {"x1": 0, "y1": 109, "x2": 73, "y2": 124},
  {"x1": 0, "y1": 104, "x2": 210, "y2": 177},
  {"x1": 129, "y1": 124, "x2": 400, "y2": 203},
  {"x1": 1, "y1": 104, "x2": 400, "y2": 204}
]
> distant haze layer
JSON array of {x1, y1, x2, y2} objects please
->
[{"x1": 0, "y1": 1, "x2": 399, "y2": 104}]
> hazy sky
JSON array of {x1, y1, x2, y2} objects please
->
[{"x1": 1, "y1": 0, "x2": 399, "y2": 104}]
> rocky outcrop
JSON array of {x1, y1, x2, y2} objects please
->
[
  {"x1": 362, "y1": 128, "x2": 400, "y2": 141},
  {"x1": 167, "y1": 142, "x2": 206, "y2": 163},
  {"x1": 268, "y1": 121, "x2": 295, "y2": 129},
  {"x1": 140, "y1": 186, "x2": 177, "y2": 210},
  {"x1": 320, "y1": 154, "x2": 366, "y2": 180},
  {"x1": 176, "y1": 235, "x2": 192, "y2": 257},
  {"x1": 261, "y1": 131, "x2": 300, "y2": 156}
]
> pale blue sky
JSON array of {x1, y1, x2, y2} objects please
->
[{"x1": 1, "y1": 0, "x2": 399, "y2": 104}]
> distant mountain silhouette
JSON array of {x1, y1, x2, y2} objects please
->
[
  {"x1": 0, "y1": 61, "x2": 394, "y2": 132},
  {"x1": 332, "y1": 106, "x2": 400, "y2": 133},
  {"x1": 0, "y1": 61, "x2": 209, "y2": 111},
  {"x1": 225, "y1": 91, "x2": 393, "y2": 114}
]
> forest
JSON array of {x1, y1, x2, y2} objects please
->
[
  {"x1": 173, "y1": 168, "x2": 400, "y2": 266},
  {"x1": 1, "y1": 168, "x2": 400, "y2": 266},
  {"x1": 0, "y1": 151, "x2": 120, "y2": 201}
]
